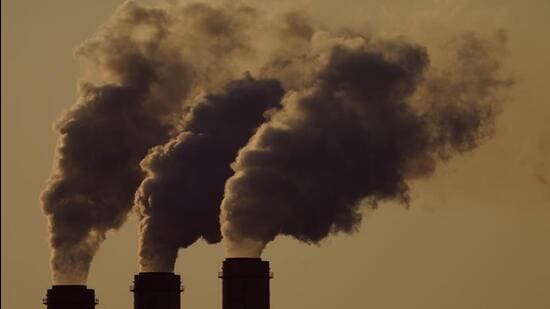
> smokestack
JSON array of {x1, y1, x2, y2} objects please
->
[
  {"x1": 131, "y1": 272, "x2": 183, "y2": 309},
  {"x1": 219, "y1": 258, "x2": 272, "y2": 309},
  {"x1": 43, "y1": 285, "x2": 98, "y2": 309}
]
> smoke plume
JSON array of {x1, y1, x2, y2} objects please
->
[
  {"x1": 40, "y1": 2, "x2": 193, "y2": 284},
  {"x1": 135, "y1": 76, "x2": 284, "y2": 272},
  {"x1": 42, "y1": 0, "x2": 512, "y2": 279},
  {"x1": 220, "y1": 31, "x2": 512, "y2": 257},
  {"x1": 40, "y1": 0, "x2": 263, "y2": 284}
]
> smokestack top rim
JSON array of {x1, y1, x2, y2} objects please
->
[
  {"x1": 49, "y1": 284, "x2": 91, "y2": 289},
  {"x1": 133, "y1": 271, "x2": 182, "y2": 282},
  {"x1": 137, "y1": 271, "x2": 178, "y2": 275},
  {"x1": 135, "y1": 271, "x2": 181, "y2": 280},
  {"x1": 224, "y1": 257, "x2": 263, "y2": 261}
]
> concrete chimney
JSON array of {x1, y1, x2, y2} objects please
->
[
  {"x1": 131, "y1": 272, "x2": 183, "y2": 309},
  {"x1": 219, "y1": 258, "x2": 272, "y2": 309},
  {"x1": 43, "y1": 285, "x2": 98, "y2": 309}
]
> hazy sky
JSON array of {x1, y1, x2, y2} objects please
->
[{"x1": 2, "y1": 1, "x2": 549, "y2": 309}]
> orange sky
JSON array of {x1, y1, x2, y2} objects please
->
[{"x1": 2, "y1": 1, "x2": 549, "y2": 308}]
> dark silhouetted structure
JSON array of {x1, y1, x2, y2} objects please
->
[
  {"x1": 43, "y1": 285, "x2": 98, "y2": 309},
  {"x1": 219, "y1": 258, "x2": 272, "y2": 309},
  {"x1": 131, "y1": 272, "x2": 183, "y2": 309}
]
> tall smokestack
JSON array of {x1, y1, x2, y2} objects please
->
[
  {"x1": 43, "y1": 285, "x2": 97, "y2": 309},
  {"x1": 131, "y1": 272, "x2": 182, "y2": 309},
  {"x1": 219, "y1": 258, "x2": 272, "y2": 309}
]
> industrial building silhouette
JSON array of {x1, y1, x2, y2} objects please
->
[{"x1": 43, "y1": 258, "x2": 272, "y2": 309}]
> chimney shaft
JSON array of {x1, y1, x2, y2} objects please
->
[
  {"x1": 219, "y1": 258, "x2": 272, "y2": 309},
  {"x1": 43, "y1": 285, "x2": 97, "y2": 309},
  {"x1": 132, "y1": 272, "x2": 182, "y2": 309}
]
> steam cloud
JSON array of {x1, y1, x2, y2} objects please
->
[
  {"x1": 220, "y1": 32, "x2": 512, "y2": 257},
  {"x1": 135, "y1": 76, "x2": 284, "y2": 272},
  {"x1": 42, "y1": 0, "x2": 512, "y2": 281}
]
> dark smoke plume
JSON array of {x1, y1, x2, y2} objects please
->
[
  {"x1": 39, "y1": 3, "x2": 197, "y2": 284},
  {"x1": 220, "y1": 32, "x2": 512, "y2": 257},
  {"x1": 41, "y1": 0, "x2": 300, "y2": 283},
  {"x1": 40, "y1": 2, "x2": 194, "y2": 284},
  {"x1": 135, "y1": 76, "x2": 284, "y2": 272},
  {"x1": 40, "y1": 0, "x2": 264, "y2": 284},
  {"x1": 42, "y1": 0, "x2": 512, "y2": 279}
]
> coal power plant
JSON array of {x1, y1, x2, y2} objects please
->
[
  {"x1": 43, "y1": 285, "x2": 98, "y2": 309},
  {"x1": 219, "y1": 258, "x2": 273, "y2": 309},
  {"x1": 131, "y1": 272, "x2": 183, "y2": 309},
  {"x1": 43, "y1": 259, "x2": 273, "y2": 308}
]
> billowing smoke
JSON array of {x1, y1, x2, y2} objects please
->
[
  {"x1": 220, "y1": 31, "x2": 512, "y2": 257},
  {"x1": 40, "y1": 0, "x2": 263, "y2": 284},
  {"x1": 40, "y1": 3, "x2": 192, "y2": 284},
  {"x1": 135, "y1": 76, "x2": 284, "y2": 272},
  {"x1": 42, "y1": 0, "x2": 512, "y2": 280}
]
